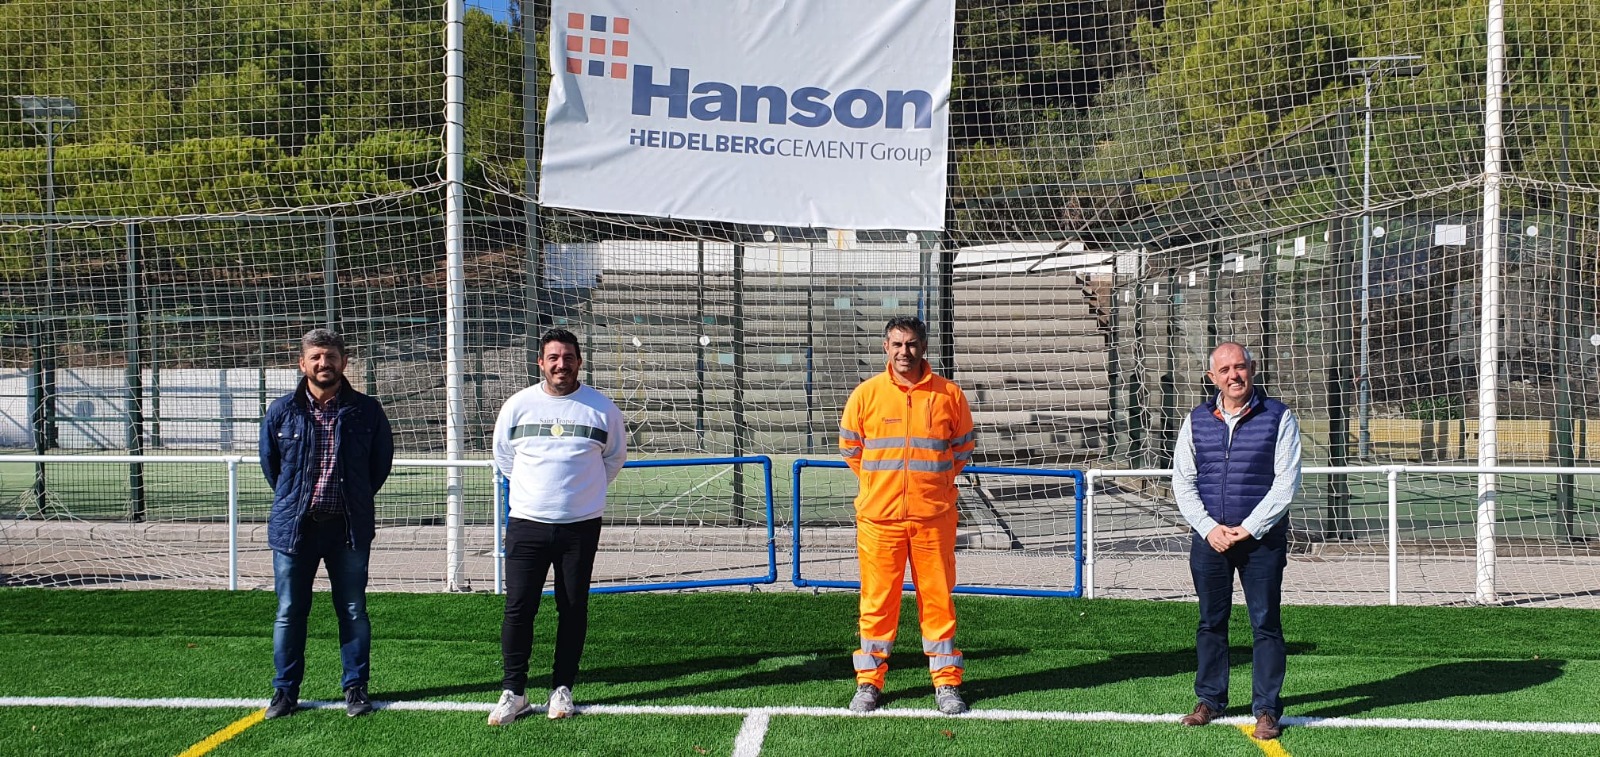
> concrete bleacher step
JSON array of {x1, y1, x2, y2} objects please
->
[
  {"x1": 952, "y1": 319, "x2": 1103, "y2": 337},
  {"x1": 954, "y1": 274, "x2": 1091, "y2": 292},
  {"x1": 949, "y1": 351, "x2": 1107, "y2": 372},
  {"x1": 970, "y1": 409, "x2": 1110, "y2": 428},
  {"x1": 955, "y1": 302, "x2": 1094, "y2": 320},
  {"x1": 955, "y1": 335, "x2": 1105, "y2": 353},
  {"x1": 612, "y1": 391, "x2": 827, "y2": 409},
  {"x1": 968, "y1": 387, "x2": 1109, "y2": 411},
  {"x1": 958, "y1": 370, "x2": 1111, "y2": 391}
]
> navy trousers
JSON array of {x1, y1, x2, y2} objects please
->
[{"x1": 1189, "y1": 521, "x2": 1287, "y2": 718}]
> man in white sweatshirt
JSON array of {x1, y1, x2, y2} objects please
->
[{"x1": 487, "y1": 328, "x2": 627, "y2": 726}]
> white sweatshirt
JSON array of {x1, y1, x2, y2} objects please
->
[{"x1": 493, "y1": 382, "x2": 627, "y2": 524}]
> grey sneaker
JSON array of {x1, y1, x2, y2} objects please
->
[
  {"x1": 935, "y1": 685, "x2": 968, "y2": 715},
  {"x1": 547, "y1": 686, "x2": 575, "y2": 719},
  {"x1": 848, "y1": 683, "x2": 882, "y2": 713},
  {"x1": 487, "y1": 689, "x2": 533, "y2": 726},
  {"x1": 264, "y1": 688, "x2": 297, "y2": 720}
]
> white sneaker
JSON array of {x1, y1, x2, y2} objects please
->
[
  {"x1": 487, "y1": 689, "x2": 533, "y2": 726},
  {"x1": 547, "y1": 686, "x2": 575, "y2": 719}
]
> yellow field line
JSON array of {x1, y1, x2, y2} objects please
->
[
  {"x1": 175, "y1": 709, "x2": 265, "y2": 757},
  {"x1": 1237, "y1": 723, "x2": 1292, "y2": 757}
]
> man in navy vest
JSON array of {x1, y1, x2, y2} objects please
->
[{"x1": 1172, "y1": 341, "x2": 1302, "y2": 741}]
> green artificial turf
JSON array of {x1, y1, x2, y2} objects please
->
[{"x1": 1, "y1": 589, "x2": 1598, "y2": 755}]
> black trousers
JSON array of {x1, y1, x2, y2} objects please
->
[{"x1": 501, "y1": 516, "x2": 603, "y2": 694}]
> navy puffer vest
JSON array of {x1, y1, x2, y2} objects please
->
[{"x1": 1189, "y1": 391, "x2": 1288, "y2": 527}]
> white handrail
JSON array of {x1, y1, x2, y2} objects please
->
[
  {"x1": 1084, "y1": 465, "x2": 1600, "y2": 605},
  {"x1": 3, "y1": 455, "x2": 495, "y2": 591},
  {"x1": 10, "y1": 457, "x2": 1600, "y2": 602}
]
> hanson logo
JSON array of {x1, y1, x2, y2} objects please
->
[
  {"x1": 562, "y1": 9, "x2": 936, "y2": 130},
  {"x1": 630, "y1": 66, "x2": 935, "y2": 131}
]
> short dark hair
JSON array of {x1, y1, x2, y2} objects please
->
[
  {"x1": 300, "y1": 328, "x2": 346, "y2": 357},
  {"x1": 883, "y1": 316, "x2": 927, "y2": 343},
  {"x1": 539, "y1": 328, "x2": 582, "y2": 361}
]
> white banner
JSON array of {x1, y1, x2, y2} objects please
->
[{"x1": 539, "y1": 0, "x2": 954, "y2": 231}]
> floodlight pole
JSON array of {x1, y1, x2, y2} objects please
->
[
  {"x1": 15, "y1": 96, "x2": 77, "y2": 510},
  {"x1": 1349, "y1": 56, "x2": 1422, "y2": 460}
]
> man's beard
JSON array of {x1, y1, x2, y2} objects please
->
[{"x1": 308, "y1": 371, "x2": 342, "y2": 390}]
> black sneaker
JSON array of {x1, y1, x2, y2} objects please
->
[
  {"x1": 345, "y1": 685, "x2": 373, "y2": 717},
  {"x1": 265, "y1": 688, "x2": 297, "y2": 719}
]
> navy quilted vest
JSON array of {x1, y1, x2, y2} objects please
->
[{"x1": 1189, "y1": 391, "x2": 1288, "y2": 527}]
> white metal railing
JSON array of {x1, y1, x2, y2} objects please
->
[
  {"x1": 8, "y1": 456, "x2": 1600, "y2": 604},
  {"x1": 0, "y1": 455, "x2": 497, "y2": 592},
  {"x1": 1084, "y1": 465, "x2": 1600, "y2": 604}
]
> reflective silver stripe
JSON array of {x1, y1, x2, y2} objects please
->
[
  {"x1": 860, "y1": 638, "x2": 894, "y2": 654},
  {"x1": 908, "y1": 437, "x2": 948, "y2": 451},
  {"x1": 840, "y1": 447, "x2": 862, "y2": 459},
  {"x1": 922, "y1": 638, "x2": 955, "y2": 654},
  {"x1": 953, "y1": 450, "x2": 973, "y2": 462},
  {"x1": 928, "y1": 654, "x2": 965, "y2": 670},
  {"x1": 839, "y1": 427, "x2": 863, "y2": 442},
  {"x1": 853, "y1": 653, "x2": 883, "y2": 671},
  {"x1": 863, "y1": 458, "x2": 954, "y2": 473},
  {"x1": 949, "y1": 431, "x2": 975, "y2": 448},
  {"x1": 862, "y1": 437, "x2": 902, "y2": 450}
]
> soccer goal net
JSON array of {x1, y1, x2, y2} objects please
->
[{"x1": 3, "y1": 1, "x2": 1599, "y2": 604}]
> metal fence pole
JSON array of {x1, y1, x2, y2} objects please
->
[
  {"x1": 126, "y1": 223, "x2": 146, "y2": 522},
  {"x1": 1387, "y1": 466, "x2": 1399, "y2": 604},
  {"x1": 1083, "y1": 469, "x2": 1098, "y2": 599},
  {"x1": 732, "y1": 242, "x2": 747, "y2": 523},
  {"x1": 227, "y1": 457, "x2": 240, "y2": 591}
]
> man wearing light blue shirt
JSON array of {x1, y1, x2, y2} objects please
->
[{"x1": 1172, "y1": 342, "x2": 1301, "y2": 741}]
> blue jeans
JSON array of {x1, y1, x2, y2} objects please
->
[
  {"x1": 1189, "y1": 521, "x2": 1287, "y2": 718},
  {"x1": 272, "y1": 515, "x2": 371, "y2": 693}
]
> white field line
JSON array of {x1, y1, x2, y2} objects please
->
[
  {"x1": 3, "y1": 697, "x2": 1600, "y2": 735},
  {"x1": 732, "y1": 712, "x2": 771, "y2": 757}
]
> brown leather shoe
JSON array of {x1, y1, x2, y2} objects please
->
[
  {"x1": 1253, "y1": 711, "x2": 1282, "y2": 740},
  {"x1": 1179, "y1": 701, "x2": 1219, "y2": 726}
]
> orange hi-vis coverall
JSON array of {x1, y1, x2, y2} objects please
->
[{"x1": 839, "y1": 362, "x2": 975, "y2": 689}]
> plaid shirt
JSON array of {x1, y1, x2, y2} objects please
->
[{"x1": 306, "y1": 389, "x2": 343, "y2": 515}]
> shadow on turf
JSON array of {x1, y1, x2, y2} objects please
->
[
  {"x1": 566, "y1": 645, "x2": 1326, "y2": 709},
  {"x1": 960, "y1": 644, "x2": 1310, "y2": 706},
  {"x1": 1286, "y1": 658, "x2": 1567, "y2": 719},
  {"x1": 381, "y1": 681, "x2": 504, "y2": 700},
  {"x1": 554, "y1": 647, "x2": 1052, "y2": 706},
  {"x1": 375, "y1": 647, "x2": 1001, "y2": 706},
  {"x1": 576, "y1": 645, "x2": 849, "y2": 704}
]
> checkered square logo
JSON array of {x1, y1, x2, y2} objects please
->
[{"x1": 564, "y1": 10, "x2": 631, "y2": 80}]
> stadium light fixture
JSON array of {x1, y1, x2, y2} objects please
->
[
  {"x1": 1347, "y1": 56, "x2": 1423, "y2": 460},
  {"x1": 14, "y1": 95, "x2": 79, "y2": 125}
]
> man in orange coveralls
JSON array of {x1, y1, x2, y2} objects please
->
[{"x1": 839, "y1": 316, "x2": 975, "y2": 715}]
